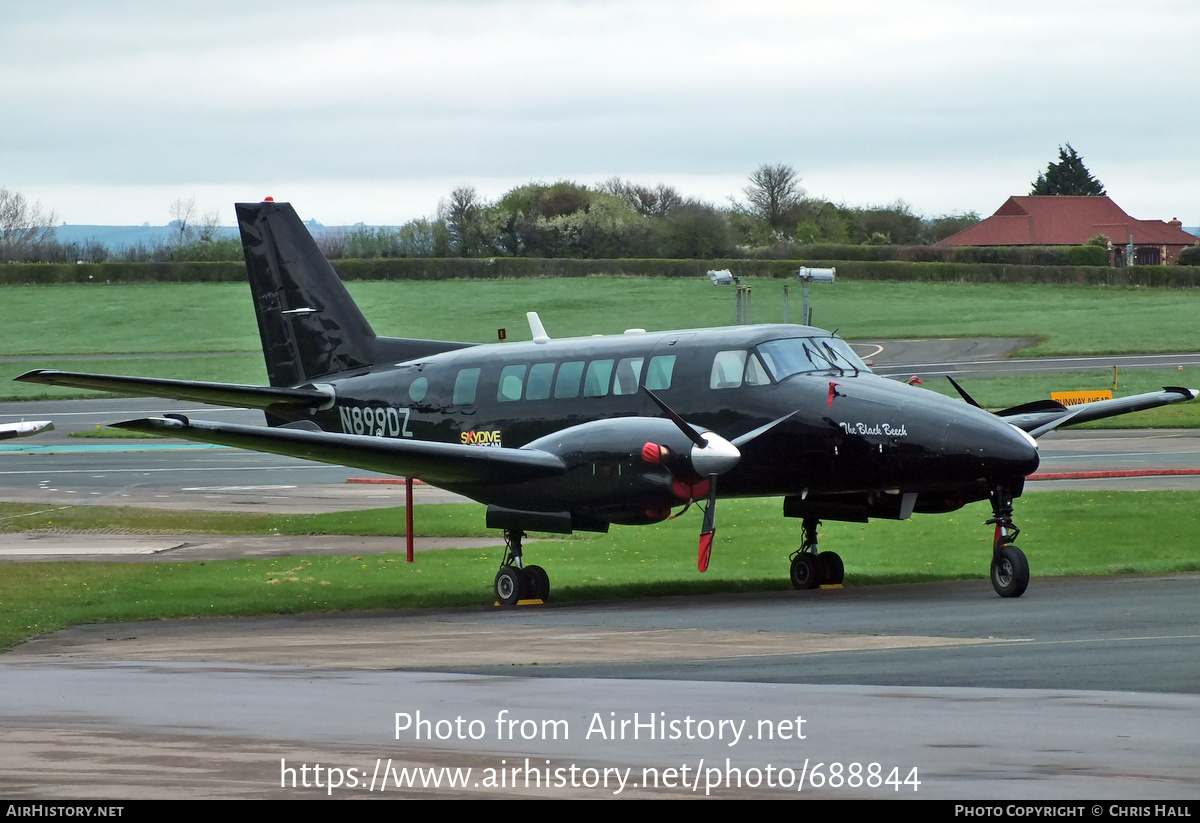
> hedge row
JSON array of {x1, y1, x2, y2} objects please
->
[
  {"x1": 2, "y1": 256, "x2": 1199, "y2": 288},
  {"x1": 0, "y1": 260, "x2": 246, "y2": 284},
  {"x1": 795, "y1": 260, "x2": 1200, "y2": 288},
  {"x1": 749, "y1": 243, "x2": 1110, "y2": 266}
]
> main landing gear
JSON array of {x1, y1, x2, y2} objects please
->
[
  {"x1": 789, "y1": 517, "x2": 843, "y2": 590},
  {"x1": 987, "y1": 485, "x2": 1029, "y2": 598},
  {"x1": 494, "y1": 529, "x2": 550, "y2": 606}
]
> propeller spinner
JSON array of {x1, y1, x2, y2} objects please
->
[{"x1": 641, "y1": 389, "x2": 743, "y2": 572}]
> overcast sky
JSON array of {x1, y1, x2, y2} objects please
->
[{"x1": 4, "y1": 0, "x2": 1198, "y2": 227}]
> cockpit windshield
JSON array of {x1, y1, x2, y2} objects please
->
[{"x1": 755, "y1": 336, "x2": 871, "y2": 380}]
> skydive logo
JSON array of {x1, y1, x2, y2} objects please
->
[
  {"x1": 338, "y1": 405, "x2": 414, "y2": 438},
  {"x1": 461, "y1": 429, "x2": 502, "y2": 447}
]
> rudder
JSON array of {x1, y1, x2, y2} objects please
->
[{"x1": 237, "y1": 200, "x2": 377, "y2": 387}]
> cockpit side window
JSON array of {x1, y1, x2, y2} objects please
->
[{"x1": 744, "y1": 352, "x2": 771, "y2": 386}]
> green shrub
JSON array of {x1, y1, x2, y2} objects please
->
[{"x1": 1176, "y1": 246, "x2": 1200, "y2": 266}]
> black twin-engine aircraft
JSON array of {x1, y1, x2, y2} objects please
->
[{"x1": 19, "y1": 201, "x2": 1197, "y2": 604}]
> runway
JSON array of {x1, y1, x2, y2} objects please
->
[
  {"x1": 2, "y1": 344, "x2": 1199, "y2": 799},
  {"x1": 855, "y1": 337, "x2": 1200, "y2": 381}
]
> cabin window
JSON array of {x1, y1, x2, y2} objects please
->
[
  {"x1": 710, "y1": 350, "x2": 747, "y2": 389},
  {"x1": 584, "y1": 359, "x2": 614, "y2": 397},
  {"x1": 554, "y1": 360, "x2": 584, "y2": 399},
  {"x1": 498, "y1": 364, "x2": 527, "y2": 402},
  {"x1": 526, "y1": 362, "x2": 555, "y2": 400},
  {"x1": 645, "y1": 355, "x2": 675, "y2": 390},
  {"x1": 613, "y1": 357, "x2": 644, "y2": 396},
  {"x1": 408, "y1": 377, "x2": 429, "y2": 402},
  {"x1": 453, "y1": 368, "x2": 480, "y2": 405}
]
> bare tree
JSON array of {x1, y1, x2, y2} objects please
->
[
  {"x1": 0, "y1": 187, "x2": 57, "y2": 256},
  {"x1": 169, "y1": 198, "x2": 197, "y2": 244},
  {"x1": 599, "y1": 178, "x2": 682, "y2": 217},
  {"x1": 744, "y1": 164, "x2": 804, "y2": 231},
  {"x1": 197, "y1": 208, "x2": 222, "y2": 243}
]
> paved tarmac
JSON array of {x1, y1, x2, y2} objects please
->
[
  {"x1": 854, "y1": 337, "x2": 1200, "y2": 380},
  {"x1": 3, "y1": 575, "x2": 1199, "y2": 799}
]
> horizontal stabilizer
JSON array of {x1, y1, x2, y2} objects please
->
[
  {"x1": 15, "y1": 370, "x2": 334, "y2": 411},
  {"x1": 1005, "y1": 387, "x2": 1198, "y2": 435},
  {"x1": 112, "y1": 416, "x2": 566, "y2": 486}
]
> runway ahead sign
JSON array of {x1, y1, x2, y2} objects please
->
[{"x1": 1052, "y1": 390, "x2": 1114, "y2": 406}]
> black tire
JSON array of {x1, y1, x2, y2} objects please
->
[
  {"x1": 523, "y1": 565, "x2": 550, "y2": 602},
  {"x1": 819, "y1": 551, "x2": 844, "y2": 585},
  {"x1": 495, "y1": 567, "x2": 525, "y2": 606},
  {"x1": 990, "y1": 545, "x2": 1030, "y2": 598},
  {"x1": 790, "y1": 554, "x2": 820, "y2": 590}
]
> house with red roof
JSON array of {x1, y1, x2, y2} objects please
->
[{"x1": 937, "y1": 196, "x2": 1197, "y2": 265}]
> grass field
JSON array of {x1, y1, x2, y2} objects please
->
[
  {"x1": 5, "y1": 278, "x2": 1200, "y2": 408},
  {"x1": 4, "y1": 278, "x2": 1200, "y2": 356},
  {"x1": 1, "y1": 492, "x2": 1197, "y2": 650}
]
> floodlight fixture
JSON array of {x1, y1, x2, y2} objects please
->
[{"x1": 795, "y1": 266, "x2": 836, "y2": 284}]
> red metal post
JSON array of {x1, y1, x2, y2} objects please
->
[{"x1": 405, "y1": 476, "x2": 414, "y2": 563}]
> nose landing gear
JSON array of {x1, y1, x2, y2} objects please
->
[{"x1": 987, "y1": 485, "x2": 1029, "y2": 598}]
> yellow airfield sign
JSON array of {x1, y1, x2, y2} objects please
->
[{"x1": 1051, "y1": 390, "x2": 1113, "y2": 406}]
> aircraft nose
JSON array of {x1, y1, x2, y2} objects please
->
[
  {"x1": 941, "y1": 409, "x2": 1040, "y2": 481},
  {"x1": 998, "y1": 422, "x2": 1041, "y2": 478},
  {"x1": 978, "y1": 416, "x2": 1040, "y2": 479}
]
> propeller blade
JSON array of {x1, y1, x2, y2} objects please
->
[
  {"x1": 698, "y1": 475, "x2": 718, "y2": 572},
  {"x1": 731, "y1": 410, "x2": 797, "y2": 447},
  {"x1": 946, "y1": 375, "x2": 982, "y2": 408},
  {"x1": 642, "y1": 387, "x2": 707, "y2": 448}
]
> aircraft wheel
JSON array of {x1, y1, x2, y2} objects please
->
[
  {"x1": 790, "y1": 554, "x2": 820, "y2": 590},
  {"x1": 495, "y1": 567, "x2": 525, "y2": 606},
  {"x1": 819, "y1": 551, "x2": 844, "y2": 585},
  {"x1": 523, "y1": 565, "x2": 550, "y2": 602},
  {"x1": 990, "y1": 545, "x2": 1030, "y2": 598}
]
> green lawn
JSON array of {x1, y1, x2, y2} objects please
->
[
  {"x1": 3, "y1": 278, "x2": 1200, "y2": 357},
  {"x1": 5, "y1": 278, "x2": 1200, "y2": 405}
]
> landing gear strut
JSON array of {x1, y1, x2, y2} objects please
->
[
  {"x1": 789, "y1": 517, "x2": 843, "y2": 590},
  {"x1": 987, "y1": 485, "x2": 1029, "y2": 598},
  {"x1": 494, "y1": 529, "x2": 550, "y2": 606}
]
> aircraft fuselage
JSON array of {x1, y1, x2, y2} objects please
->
[{"x1": 274, "y1": 323, "x2": 1039, "y2": 527}]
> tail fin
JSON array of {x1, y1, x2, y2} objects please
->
[{"x1": 236, "y1": 201, "x2": 469, "y2": 387}]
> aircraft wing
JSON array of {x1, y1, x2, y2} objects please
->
[
  {"x1": 999, "y1": 386, "x2": 1198, "y2": 437},
  {"x1": 0, "y1": 420, "x2": 54, "y2": 440},
  {"x1": 112, "y1": 415, "x2": 567, "y2": 486},
  {"x1": 15, "y1": 370, "x2": 333, "y2": 411}
]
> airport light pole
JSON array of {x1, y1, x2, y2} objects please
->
[
  {"x1": 707, "y1": 269, "x2": 752, "y2": 324},
  {"x1": 796, "y1": 266, "x2": 835, "y2": 326}
]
